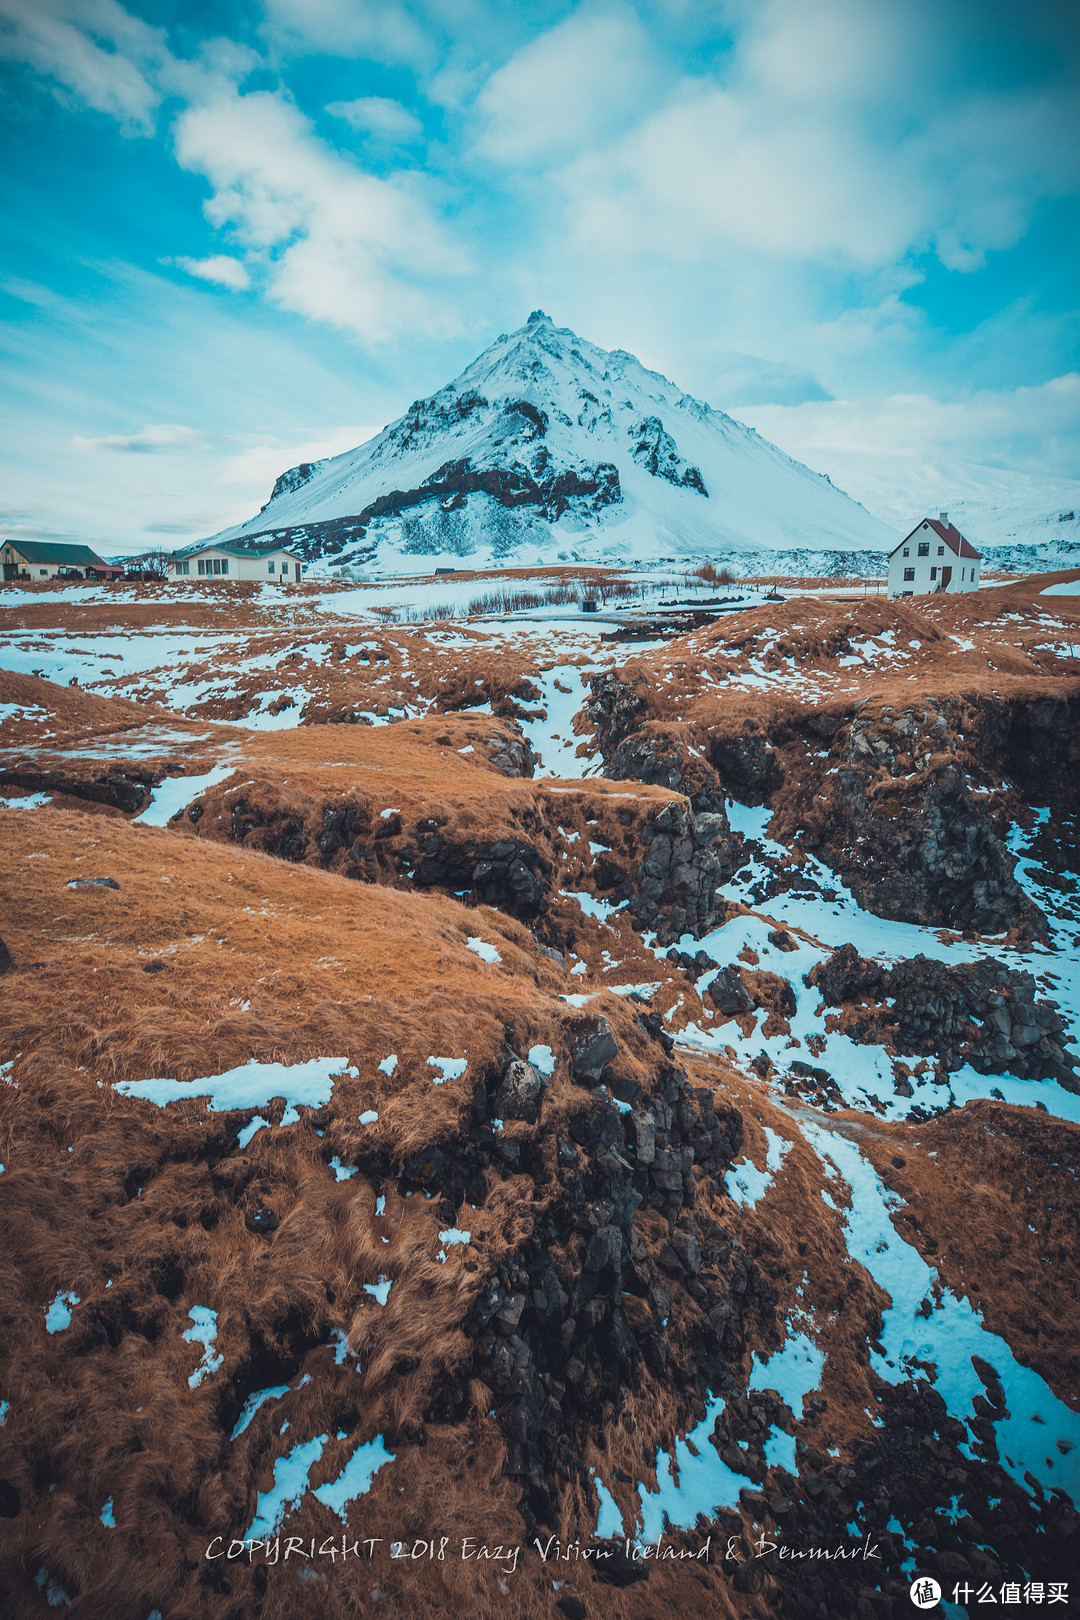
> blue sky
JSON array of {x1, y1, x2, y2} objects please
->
[{"x1": 1, "y1": 0, "x2": 1078, "y2": 553}]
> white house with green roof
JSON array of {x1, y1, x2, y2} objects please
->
[
  {"x1": 2, "y1": 540, "x2": 111, "y2": 580},
  {"x1": 169, "y1": 539, "x2": 304, "y2": 583}
]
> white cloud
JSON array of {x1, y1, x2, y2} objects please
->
[
  {"x1": 910, "y1": 90, "x2": 1080, "y2": 272},
  {"x1": 71, "y1": 423, "x2": 207, "y2": 453},
  {"x1": 216, "y1": 427, "x2": 380, "y2": 491},
  {"x1": 325, "y1": 96, "x2": 423, "y2": 142},
  {"x1": 548, "y1": 0, "x2": 1080, "y2": 275},
  {"x1": 260, "y1": 0, "x2": 434, "y2": 66},
  {"x1": 709, "y1": 351, "x2": 832, "y2": 407},
  {"x1": 736, "y1": 374, "x2": 1080, "y2": 527},
  {"x1": 0, "y1": 0, "x2": 167, "y2": 132},
  {"x1": 169, "y1": 254, "x2": 251, "y2": 290},
  {"x1": 472, "y1": 4, "x2": 667, "y2": 168},
  {"x1": 562, "y1": 84, "x2": 925, "y2": 266},
  {"x1": 740, "y1": 374, "x2": 1080, "y2": 467},
  {"x1": 172, "y1": 88, "x2": 468, "y2": 340}
]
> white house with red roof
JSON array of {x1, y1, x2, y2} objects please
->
[{"x1": 887, "y1": 513, "x2": 982, "y2": 599}]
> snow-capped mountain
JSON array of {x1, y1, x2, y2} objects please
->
[{"x1": 207, "y1": 311, "x2": 899, "y2": 573}]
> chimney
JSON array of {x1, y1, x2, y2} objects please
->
[{"x1": 939, "y1": 511, "x2": 949, "y2": 525}]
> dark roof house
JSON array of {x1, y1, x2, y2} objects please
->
[
  {"x1": 889, "y1": 517, "x2": 981, "y2": 561},
  {"x1": 170, "y1": 539, "x2": 301, "y2": 561},
  {"x1": 4, "y1": 541, "x2": 107, "y2": 567}
]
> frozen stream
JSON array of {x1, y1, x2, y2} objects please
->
[
  {"x1": 804, "y1": 1120, "x2": 1080, "y2": 1500},
  {"x1": 667, "y1": 801, "x2": 1080, "y2": 1124},
  {"x1": 519, "y1": 664, "x2": 601, "y2": 779}
]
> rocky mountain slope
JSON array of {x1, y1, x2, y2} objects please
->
[
  {"x1": 1, "y1": 570, "x2": 1078, "y2": 1619},
  {"x1": 205, "y1": 313, "x2": 898, "y2": 575}
]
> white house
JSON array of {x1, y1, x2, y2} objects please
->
[
  {"x1": 887, "y1": 514, "x2": 981, "y2": 599},
  {"x1": 2, "y1": 540, "x2": 117, "y2": 581},
  {"x1": 170, "y1": 540, "x2": 304, "y2": 583}
]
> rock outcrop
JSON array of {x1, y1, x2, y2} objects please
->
[
  {"x1": 585, "y1": 799, "x2": 736, "y2": 943},
  {"x1": 809, "y1": 944, "x2": 1077, "y2": 1089},
  {"x1": 818, "y1": 708, "x2": 1047, "y2": 939},
  {"x1": 584, "y1": 684, "x2": 741, "y2": 941},
  {"x1": 585, "y1": 670, "x2": 650, "y2": 757},
  {"x1": 605, "y1": 722, "x2": 730, "y2": 815},
  {"x1": 628, "y1": 415, "x2": 708, "y2": 494},
  {"x1": 407, "y1": 827, "x2": 552, "y2": 921},
  {"x1": 0, "y1": 765, "x2": 155, "y2": 814},
  {"x1": 451, "y1": 1022, "x2": 754, "y2": 1529},
  {"x1": 707, "y1": 722, "x2": 783, "y2": 804}
]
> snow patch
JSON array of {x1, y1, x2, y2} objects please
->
[
  {"x1": 245, "y1": 1435, "x2": 328, "y2": 1540},
  {"x1": 427, "y1": 1055, "x2": 467, "y2": 1083},
  {"x1": 231, "y1": 1384, "x2": 290, "y2": 1440},
  {"x1": 115, "y1": 1056, "x2": 348, "y2": 1121},
  {"x1": 312, "y1": 1435, "x2": 396, "y2": 1518},
  {"x1": 45, "y1": 1289, "x2": 80, "y2": 1333},
  {"x1": 134, "y1": 765, "x2": 234, "y2": 826},
  {"x1": 183, "y1": 1306, "x2": 223, "y2": 1388}
]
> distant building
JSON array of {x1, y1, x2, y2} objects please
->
[
  {"x1": 169, "y1": 540, "x2": 304, "y2": 583},
  {"x1": 2, "y1": 540, "x2": 110, "y2": 581},
  {"x1": 887, "y1": 514, "x2": 981, "y2": 599}
]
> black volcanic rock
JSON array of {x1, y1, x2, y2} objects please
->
[
  {"x1": 808, "y1": 944, "x2": 1077, "y2": 1088},
  {"x1": 629, "y1": 414, "x2": 708, "y2": 494}
]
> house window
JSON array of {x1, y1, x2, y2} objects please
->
[
  {"x1": 917, "y1": 542, "x2": 929, "y2": 556},
  {"x1": 930, "y1": 567, "x2": 937, "y2": 580},
  {"x1": 40, "y1": 569, "x2": 48, "y2": 576},
  {"x1": 268, "y1": 561, "x2": 275, "y2": 574},
  {"x1": 937, "y1": 546, "x2": 944, "y2": 555},
  {"x1": 902, "y1": 548, "x2": 909, "y2": 557},
  {"x1": 961, "y1": 568, "x2": 965, "y2": 581},
  {"x1": 197, "y1": 559, "x2": 205, "y2": 575},
  {"x1": 903, "y1": 567, "x2": 915, "y2": 581}
]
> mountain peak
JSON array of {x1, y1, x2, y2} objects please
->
[{"x1": 204, "y1": 320, "x2": 898, "y2": 573}]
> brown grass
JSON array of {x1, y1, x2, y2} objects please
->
[
  {"x1": 2, "y1": 569, "x2": 1077, "y2": 1615},
  {"x1": 0, "y1": 808, "x2": 777, "y2": 1618}
]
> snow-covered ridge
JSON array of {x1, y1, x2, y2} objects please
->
[{"x1": 205, "y1": 312, "x2": 898, "y2": 574}]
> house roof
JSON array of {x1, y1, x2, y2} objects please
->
[
  {"x1": 3, "y1": 541, "x2": 106, "y2": 566},
  {"x1": 171, "y1": 539, "x2": 301, "y2": 561},
  {"x1": 890, "y1": 518, "x2": 981, "y2": 560}
]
